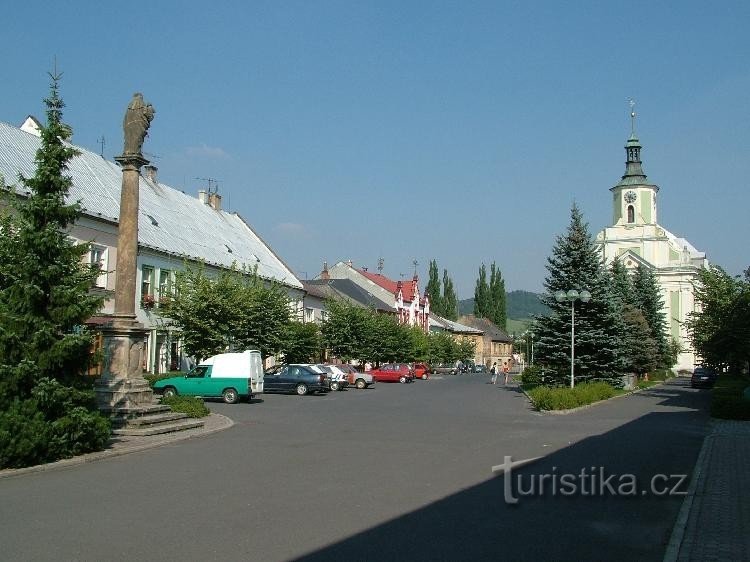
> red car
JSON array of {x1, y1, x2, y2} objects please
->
[
  {"x1": 413, "y1": 363, "x2": 429, "y2": 380},
  {"x1": 369, "y1": 363, "x2": 414, "y2": 384}
]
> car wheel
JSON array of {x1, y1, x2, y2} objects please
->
[
  {"x1": 222, "y1": 388, "x2": 239, "y2": 404},
  {"x1": 399, "y1": 376, "x2": 407, "y2": 384},
  {"x1": 296, "y1": 383, "x2": 308, "y2": 396},
  {"x1": 356, "y1": 379, "x2": 366, "y2": 389},
  {"x1": 162, "y1": 387, "x2": 177, "y2": 399},
  {"x1": 331, "y1": 381, "x2": 340, "y2": 391},
  {"x1": 422, "y1": 374, "x2": 428, "y2": 380}
]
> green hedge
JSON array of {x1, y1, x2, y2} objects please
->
[
  {"x1": 160, "y1": 395, "x2": 210, "y2": 418},
  {"x1": 711, "y1": 375, "x2": 750, "y2": 420},
  {"x1": 527, "y1": 382, "x2": 619, "y2": 411}
]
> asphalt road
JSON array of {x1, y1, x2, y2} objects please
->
[{"x1": 0, "y1": 375, "x2": 710, "y2": 561}]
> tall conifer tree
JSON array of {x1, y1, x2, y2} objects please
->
[
  {"x1": 489, "y1": 262, "x2": 507, "y2": 329},
  {"x1": 442, "y1": 269, "x2": 458, "y2": 320},
  {"x1": 534, "y1": 205, "x2": 626, "y2": 386},
  {"x1": 632, "y1": 264, "x2": 671, "y2": 368},
  {"x1": 425, "y1": 259, "x2": 443, "y2": 317},
  {"x1": 473, "y1": 264, "x2": 490, "y2": 317},
  {"x1": 0, "y1": 74, "x2": 109, "y2": 468}
]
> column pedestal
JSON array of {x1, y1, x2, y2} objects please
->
[{"x1": 95, "y1": 315, "x2": 155, "y2": 412}]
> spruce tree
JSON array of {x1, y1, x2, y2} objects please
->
[
  {"x1": 0, "y1": 74, "x2": 109, "y2": 468},
  {"x1": 534, "y1": 205, "x2": 626, "y2": 386},
  {"x1": 632, "y1": 264, "x2": 671, "y2": 368},
  {"x1": 489, "y1": 262, "x2": 507, "y2": 330},
  {"x1": 442, "y1": 269, "x2": 458, "y2": 320},
  {"x1": 425, "y1": 259, "x2": 443, "y2": 317}
]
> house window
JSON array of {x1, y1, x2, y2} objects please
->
[
  {"x1": 627, "y1": 205, "x2": 635, "y2": 223},
  {"x1": 305, "y1": 307, "x2": 314, "y2": 323},
  {"x1": 141, "y1": 266, "x2": 154, "y2": 308},
  {"x1": 89, "y1": 245, "x2": 107, "y2": 288},
  {"x1": 158, "y1": 270, "x2": 172, "y2": 305},
  {"x1": 321, "y1": 310, "x2": 329, "y2": 322}
]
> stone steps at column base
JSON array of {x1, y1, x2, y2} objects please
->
[{"x1": 112, "y1": 418, "x2": 205, "y2": 436}]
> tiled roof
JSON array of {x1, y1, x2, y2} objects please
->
[
  {"x1": 458, "y1": 315, "x2": 512, "y2": 342},
  {"x1": 302, "y1": 279, "x2": 394, "y2": 312},
  {"x1": 429, "y1": 315, "x2": 483, "y2": 334},
  {"x1": 356, "y1": 269, "x2": 418, "y2": 302},
  {"x1": 0, "y1": 121, "x2": 302, "y2": 290}
]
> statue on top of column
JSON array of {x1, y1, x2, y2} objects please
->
[{"x1": 122, "y1": 93, "x2": 155, "y2": 157}]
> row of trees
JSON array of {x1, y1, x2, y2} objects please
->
[
  {"x1": 686, "y1": 266, "x2": 750, "y2": 373},
  {"x1": 474, "y1": 262, "x2": 507, "y2": 329},
  {"x1": 0, "y1": 77, "x2": 111, "y2": 469},
  {"x1": 163, "y1": 267, "x2": 477, "y2": 368},
  {"x1": 426, "y1": 259, "x2": 509, "y2": 331},
  {"x1": 425, "y1": 260, "x2": 459, "y2": 320},
  {"x1": 533, "y1": 205, "x2": 678, "y2": 387}
]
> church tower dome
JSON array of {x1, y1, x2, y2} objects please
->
[{"x1": 610, "y1": 102, "x2": 659, "y2": 226}]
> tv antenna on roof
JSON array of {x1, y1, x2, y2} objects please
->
[
  {"x1": 413, "y1": 259, "x2": 419, "y2": 276},
  {"x1": 196, "y1": 177, "x2": 220, "y2": 194},
  {"x1": 97, "y1": 136, "x2": 105, "y2": 157},
  {"x1": 377, "y1": 257, "x2": 384, "y2": 274}
]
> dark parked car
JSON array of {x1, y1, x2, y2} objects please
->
[
  {"x1": 473, "y1": 364, "x2": 487, "y2": 374},
  {"x1": 264, "y1": 364, "x2": 330, "y2": 395},
  {"x1": 691, "y1": 366, "x2": 718, "y2": 389}
]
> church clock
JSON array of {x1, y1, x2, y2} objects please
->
[{"x1": 624, "y1": 190, "x2": 637, "y2": 203}]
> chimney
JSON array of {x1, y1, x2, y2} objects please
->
[
  {"x1": 198, "y1": 190, "x2": 209, "y2": 204},
  {"x1": 321, "y1": 261, "x2": 330, "y2": 280},
  {"x1": 144, "y1": 165, "x2": 158, "y2": 183},
  {"x1": 208, "y1": 192, "x2": 222, "y2": 211}
]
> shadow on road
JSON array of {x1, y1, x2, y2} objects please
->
[{"x1": 296, "y1": 381, "x2": 709, "y2": 562}]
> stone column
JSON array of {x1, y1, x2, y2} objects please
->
[
  {"x1": 95, "y1": 91, "x2": 156, "y2": 413},
  {"x1": 95, "y1": 154, "x2": 154, "y2": 411}
]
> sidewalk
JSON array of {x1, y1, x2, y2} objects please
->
[
  {"x1": 0, "y1": 413, "x2": 234, "y2": 480},
  {"x1": 664, "y1": 419, "x2": 750, "y2": 561}
]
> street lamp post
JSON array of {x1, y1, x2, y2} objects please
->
[{"x1": 555, "y1": 289, "x2": 591, "y2": 388}]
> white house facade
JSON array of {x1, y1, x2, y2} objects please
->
[
  {"x1": 0, "y1": 119, "x2": 304, "y2": 373},
  {"x1": 596, "y1": 119, "x2": 707, "y2": 372}
]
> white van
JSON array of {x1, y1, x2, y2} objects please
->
[{"x1": 154, "y1": 350, "x2": 264, "y2": 404}]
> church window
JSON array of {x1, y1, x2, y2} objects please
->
[{"x1": 627, "y1": 205, "x2": 635, "y2": 223}]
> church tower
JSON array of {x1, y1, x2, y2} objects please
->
[
  {"x1": 597, "y1": 103, "x2": 708, "y2": 372},
  {"x1": 610, "y1": 103, "x2": 659, "y2": 226}
]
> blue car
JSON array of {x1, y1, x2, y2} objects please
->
[{"x1": 263, "y1": 364, "x2": 330, "y2": 395}]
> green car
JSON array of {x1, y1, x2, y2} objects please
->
[{"x1": 153, "y1": 350, "x2": 264, "y2": 404}]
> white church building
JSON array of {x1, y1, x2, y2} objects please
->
[{"x1": 596, "y1": 113, "x2": 707, "y2": 372}]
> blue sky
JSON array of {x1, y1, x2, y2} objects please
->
[{"x1": 4, "y1": 1, "x2": 749, "y2": 296}]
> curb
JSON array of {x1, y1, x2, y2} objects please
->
[
  {"x1": 0, "y1": 413, "x2": 234, "y2": 480},
  {"x1": 662, "y1": 424, "x2": 713, "y2": 562}
]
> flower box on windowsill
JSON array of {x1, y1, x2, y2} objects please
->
[{"x1": 141, "y1": 294, "x2": 156, "y2": 310}]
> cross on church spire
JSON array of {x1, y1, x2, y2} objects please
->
[{"x1": 629, "y1": 98, "x2": 637, "y2": 138}]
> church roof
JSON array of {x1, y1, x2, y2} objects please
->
[{"x1": 0, "y1": 121, "x2": 302, "y2": 290}]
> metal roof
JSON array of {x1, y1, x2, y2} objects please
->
[{"x1": 0, "y1": 121, "x2": 301, "y2": 289}]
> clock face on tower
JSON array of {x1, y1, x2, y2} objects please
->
[{"x1": 624, "y1": 191, "x2": 637, "y2": 204}]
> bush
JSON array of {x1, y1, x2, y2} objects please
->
[
  {"x1": 0, "y1": 381, "x2": 111, "y2": 469},
  {"x1": 161, "y1": 395, "x2": 210, "y2": 418},
  {"x1": 527, "y1": 381, "x2": 619, "y2": 411},
  {"x1": 519, "y1": 365, "x2": 544, "y2": 388},
  {"x1": 647, "y1": 368, "x2": 673, "y2": 382},
  {"x1": 711, "y1": 375, "x2": 750, "y2": 420}
]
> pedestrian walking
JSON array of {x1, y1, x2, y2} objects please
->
[
  {"x1": 490, "y1": 362, "x2": 498, "y2": 384},
  {"x1": 503, "y1": 361, "x2": 510, "y2": 385}
]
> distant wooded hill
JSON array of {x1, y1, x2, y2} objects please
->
[{"x1": 458, "y1": 290, "x2": 549, "y2": 319}]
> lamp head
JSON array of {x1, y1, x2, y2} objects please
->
[{"x1": 579, "y1": 290, "x2": 591, "y2": 303}]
